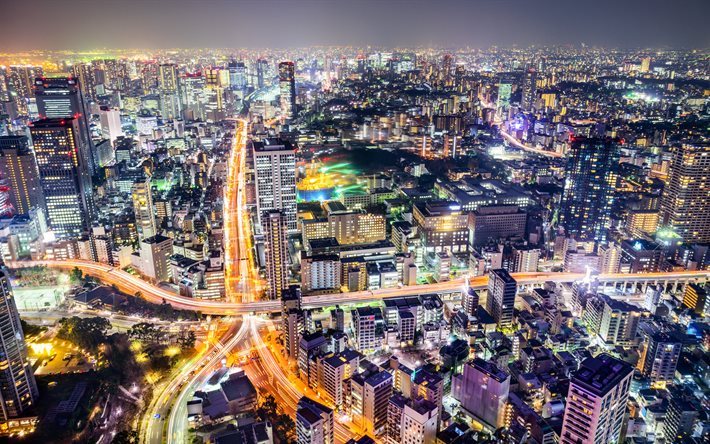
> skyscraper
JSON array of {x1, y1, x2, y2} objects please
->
[
  {"x1": 496, "y1": 73, "x2": 515, "y2": 116},
  {"x1": 132, "y1": 177, "x2": 156, "y2": 240},
  {"x1": 262, "y1": 210, "x2": 289, "y2": 299},
  {"x1": 279, "y1": 61, "x2": 296, "y2": 120},
  {"x1": 0, "y1": 263, "x2": 39, "y2": 421},
  {"x1": 34, "y1": 77, "x2": 95, "y2": 173},
  {"x1": 30, "y1": 118, "x2": 94, "y2": 239},
  {"x1": 7, "y1": 65, "x2": 43, "y2": 115},
  {"x1": 0, "y1": 136, "x2": 44, "y2": 215},
  {"x1": 99, "y1": 106, "x2": 122, "y2": 145},
  {"x1": 252, "y1": 138, "x2": 297, "y2": 231},
  {"x1": 660, "y1": 142, "x2": 710, "y2": 244},
  {"x1": 486, "y1": 269, "x2": 517, "y2": 329},
  {"x1": 560, "y1": 354, "x2": 632, "y2": 444},
  {"x1": 520, "y1": 67, "x2": 537, "y2": 110},
  {"x1": 158, "y1": 63, "x2": 182, "y2": 119},
  {"x1": 296, "y1": 396, "x2": 334, "y2": 444},
  {"x1": 228, "y1": 60, "x2": 247, "y2": 91},
  {"x1": 256, "y1": 58, "x2": 269, "y2": 89},
  {"x1": 559, "y1": 137, "x2": 619, "y2": 242}
]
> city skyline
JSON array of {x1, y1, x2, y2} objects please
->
[
  {"x1": 0, "y1": 4, "x2": 707, "y2": 443},
  {"x1": 1, "y1": 0, "x2": 709, "y2": 52}
]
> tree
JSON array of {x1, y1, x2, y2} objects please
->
[
  {"x1": 57, "y1": 316, "x2": 111, "y2": 352},
  {"x1": 69, "y1": 267, "x2": 83, "y2": 284},
  {"x1": 111, "y1": 429, "x2": 138, "y2": 444},
  {"x1": 128, "y1": 323, "x2": 161, "y2": 344},
  {"x1": 177, "y1": 330, "x2": 196, "y2": 350}
]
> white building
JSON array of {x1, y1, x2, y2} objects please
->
[{"x1": 252, "y1": 139, "x2": 297, "y2": 232}]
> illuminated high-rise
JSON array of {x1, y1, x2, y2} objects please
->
[
  {"x1": 560, "y1": 354, "x2": 632, "y2": 444},
  {"x1": 559, "y1": 137, "x2": 619, "y2": 242},
  {"x1": 262, "y1": 210, "x2": 289, "y2": 299},
  {"x1": 0, "y1": 263, "x2": 39, "y2": 421},
  {"x1": 132, "y1": 177, "x2": 156, "y2": 240},
  {"x1": 228, "y1": 60, "x2": 247, "y2": 91},
  {"x1": 252, "y1": 138, "x2": 297, "y2": 231},
  {"x1": 256, "y1": 58, "x2": 269, "y2": 88},
  {"x1": 0, "y1": 136, "x2": 44, "y2": 215},
  {"x1": 279, "y1": 61, "x2": 296, "y2": 120},
  {"x1": 7, "y1": 65, "x2": 43, "y2": 115},
  {"x1": 34, "y1": 76, "x2": 95, "y2": 173},
  {"x1": 158, "y1": 63, "x2": 182, "y2": 119},
  {"x1": 30, "y1": 118, "x2": 94, "y2": 239},
  {"x1": 660, "y1": 142, "x2": 710, "y2": 244},
  {"x1": 521, "y1": 67, "x2": 537, "y2": 110}
]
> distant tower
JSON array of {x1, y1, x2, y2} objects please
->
[
  {"x1": 228, "y1": 61, "x2": 247, "y2": 91},
  {"x1": 559, "y1": 137, "x2": 619, "y2": 243},
  {"x1": 279, "y1": 61, "x2": 296, "y2": 120},
  {"x1": 158, "y1": 63, "x2": 182, "y2": 119},
  {"x1": 262, "y1": 210, "x2": 289, "y2": 299},
  {"x1": 30, "y1": 118, "x2": 94, "y2": 239},
  {"x1": 521, "y1": 68, "x2": 537, "y2": 111},
  {"x1": 0, "y1": 263, "x2": 39, "y2": 421}
]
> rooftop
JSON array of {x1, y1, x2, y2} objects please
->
[{"x1": 573, "y1": 353, "x2": 633, "y2": 397}]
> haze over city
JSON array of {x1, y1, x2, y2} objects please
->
[{"x1": 1, "y1": 0, "x2": 709, "y2": 50}]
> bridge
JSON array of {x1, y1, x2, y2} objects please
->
[{"x1": 8, "y1": 260, "x2": 709, "y2": 315}]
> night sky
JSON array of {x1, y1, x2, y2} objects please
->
[{"x1": 2, "y1": 0, "x2": 708, "y2": 50}]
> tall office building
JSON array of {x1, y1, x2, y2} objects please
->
[
  {"x1": 278, "y1": 61, "x2": 296, "y2": 120},
  {"x1": 0, "y1": 263, "x2": 39, "y2": 421},
  {"x1": 71, "y1": 63, "x2": 97, "y2": 101},
  {"x1": 520, "y1": 67, "x2": 537, "y2": 110},
  {"x1": 496, "y1": 73, "x2": 515, "y2": 115},
  {"x1": 559, "y1": 137, "x2": 619, "y2": 243},
  {"x1": 34, "y1": 77, "x2": 95, "y2": 173},
  {"x1": 252, "y1": 139, "x2": 297, "y2": 231},
  {"x1": 158, "y1": 63, "x2": 182, "y2": 119},
  {"x1": 132, "y1": 177, "x2": 156, "y2": 240},
  {"x1": 296, "y1": 396, "x2": 334, "y2": 444},
  {"x1": 452, "y1": 358, "x2": 510, "y2": 430},
  {"x1": 486, "y1": 269, "x2": 517, "y2": 329},
  {"x1": 660, "y1": 142, "x2": 710, "y2": 244},
  {"x1": 7, "y1": 66, "x2": 43, "y2": 115},
  {"x1": 256, "y1": 59, "x2": 269, "y2": 89},
  {"x1": 560, "y1": 354, "x2": 633, "y2": 444},
  {"x1": 262, "y1": 210, "x2": 289, "y2": 299},
  {"x1": 99, "y1": 106, "x2": 122, "y2": 145},
  {"x1": 228, "y1": 61, "x2": 247, "y2": 91},
  {"x1": 30, "y1": 118, "x2": 94, "y2": 239},
  {"x1": 0, "y1": 136, "x2": 44, "y2": 215}
]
